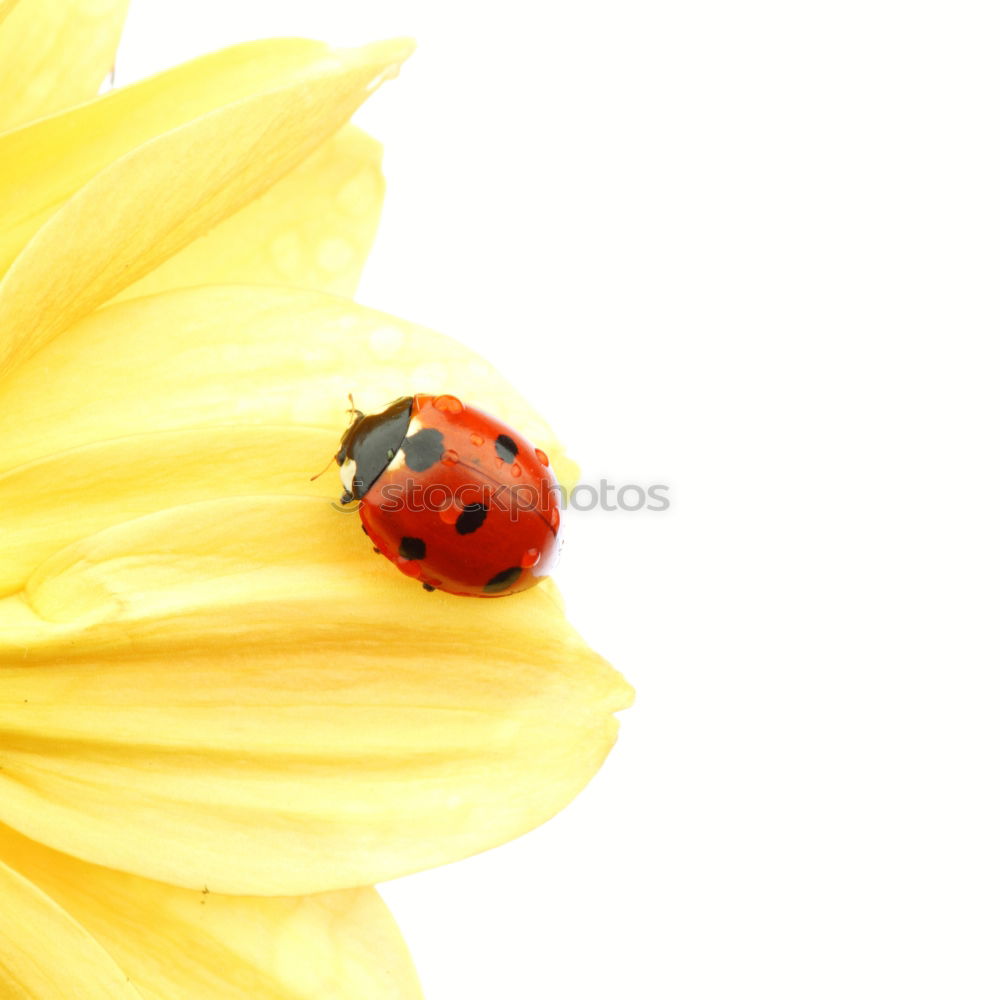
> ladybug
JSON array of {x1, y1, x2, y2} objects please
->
[{"x1": 331, "y1": 393, "x2": 561, "y2": 596}]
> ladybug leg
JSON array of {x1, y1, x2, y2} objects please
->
[{"x1": 422, "y1": 583, "x2": 436, "y2": 593}]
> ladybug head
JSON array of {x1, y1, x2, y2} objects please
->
[{"x1": 335, "y1": 395, "x2": 414, "y2": 503}]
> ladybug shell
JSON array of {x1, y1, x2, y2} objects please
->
[{"x1": 349, "y1": 394, "x2": 561, "y2": 597}]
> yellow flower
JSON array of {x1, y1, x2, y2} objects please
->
[{"x1": 0, "y1": 2, "x2": 633, "y2": 996}]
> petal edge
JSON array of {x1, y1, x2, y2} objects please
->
[
  {"x1": 0, "y1": 857, "x2": 140, "y2": 999},
  {"x1": 1, "y1": 494, "x2": 632, "y2": 895}
]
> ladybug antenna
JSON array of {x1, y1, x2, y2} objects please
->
[
  {"x1": 310, "y1": 453, "x2": 339, "y2": 483},
  {"x1": 311, "y1": 394, "x2": 363, "y2": 482}
]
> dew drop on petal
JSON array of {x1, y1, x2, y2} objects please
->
[
  {"x1": 25, "y1": 78, "x2": 50, "y2": 101},
  {"x1": 467, "y1": 360, "x2": 493, "y2": 381},
  {"x1": 335, "y1": 169, "x2": 380, "y2": 218},
  {"x1": 317, "y1": 237, "x2": 355, "y2": 273},
  {"x1": 366, "y1": 65, "x2": 399, "y2": 93},
  {"x1": 271, "y1": 232, "x2": 303, "y2": 277},
  {"x1": 369, "y1": 326, "x2": 405, "y2": 358},
  {"x1": 412, "y1": 362, "x2": 448, "y2": 392}
]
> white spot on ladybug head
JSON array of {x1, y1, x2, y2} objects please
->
[
  {"x1": 412, "y1": 361, "x2": 448, "y2": 392},
  {"x1": 383, "y1": 448, "x2": 407, "y2": 474},
  {"x1": 368, "y1": 326, "x2": 405, "y2": 358},
  {"x1": 339, "y1": 458, "x2": 357, "y2": 498},
  {"x1": 382, "y1": 415, "x2": 424, "y2": 475}
]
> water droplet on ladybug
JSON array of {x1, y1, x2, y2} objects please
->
[
  {"x1": 521, "y1": 547, "x2": 541, "y2": 568},
  {"x1": 433, "y1": 394, "x2": 464, "y2": 414},
  {"x1": 511, "y1": 463, "x2": 522, "y2": 478},
  {"x1": 535, "y1": 447, "x2": 550, "y2": 467},
  {"x1": 470, "y1": 432, "x2": 484, "y2": 446},
  {"x1": 442, "y1": 448, "x2": 460, "y2": 466},
  {"x1": 438, "y1": 502, "x2": 461, "y2": 525}
]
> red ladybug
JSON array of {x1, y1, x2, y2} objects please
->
[{"x1": 332, "y1": 393, "x2": 561, "y2": 596}]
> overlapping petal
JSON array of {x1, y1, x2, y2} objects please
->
[
  {"x1": 0, "y1": 38, "x2": 353, "y2": 273},
  {"x1": 0, "y1": 426, "x2": 329, "y2": 595},
  {"x1": 0, "y1": 38, "x2": 413, "y2": 378},
  {"x1": 0, "y1": 824, "x2": 423, "y2": 999},
  {"x1": 0, "y1": 0, "x2": 130, "y2": 132},
  {"x1": 0, "y1": 857, "x2": 139, "y2": 999},
  {"x1": 116, "y1": 125, "x2": 386, "y2": 301},
  {"x1": 0, "y1": 494, "x2": 631, "y2": 895},
  {"x1": 0, "y1": 285, "x2": 576, "y2": 591}
]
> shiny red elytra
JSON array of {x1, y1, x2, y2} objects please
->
[{"x1": 332, "y1": 393, "x2": 561, "y2": 596}]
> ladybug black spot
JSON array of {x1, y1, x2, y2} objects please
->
[
  {"x1": 495, "y1": 434, "x2": 518, "y2": 463},
  {"x1": 455, "y1": 502, "x2": 488, "y2": 535},
  {"x1": 402, "y1": 428, "x2": 445, "y2": 472},
  {"x1": 399, "y1": 537, "x2": 426, "y2": 561},
  {"x1": 484, "y1": 566, "x2": 522, "y2": 593}
]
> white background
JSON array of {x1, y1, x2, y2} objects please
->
[{"x1": 117, "y1": 3, "x2": 998, "y2": 998}]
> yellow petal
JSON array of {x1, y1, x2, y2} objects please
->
[
  {"x1": 0, "y1": 38, "x2": 413, "y2": 378},
  {"x1": 0, "y1": 824, "x2": 423, "y2": 999},
  {"x1": 0, "y1": 38, "x2": 353, "y2": 276},
  {"x1": 0, "y1": 286, "x2": 575, "y2": 592},
  {"x1": 0, "y1": 285, "x2": 571, "y2": 474},
  {"x1": 0, "y1": 426, "x2": 335, "y2": 596},
  {"x1": 0, "y1": 0, "x2": 129, "y2": 132},
  {"x1": 117, "y1": 126, "x2": 385, "y2": 302},
  {"x1": 0, "y1": 495, "x2": 632, "y2": 895},
  {"x1": 0, "y1": 856, "x2": 140, "y2": 999}
]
